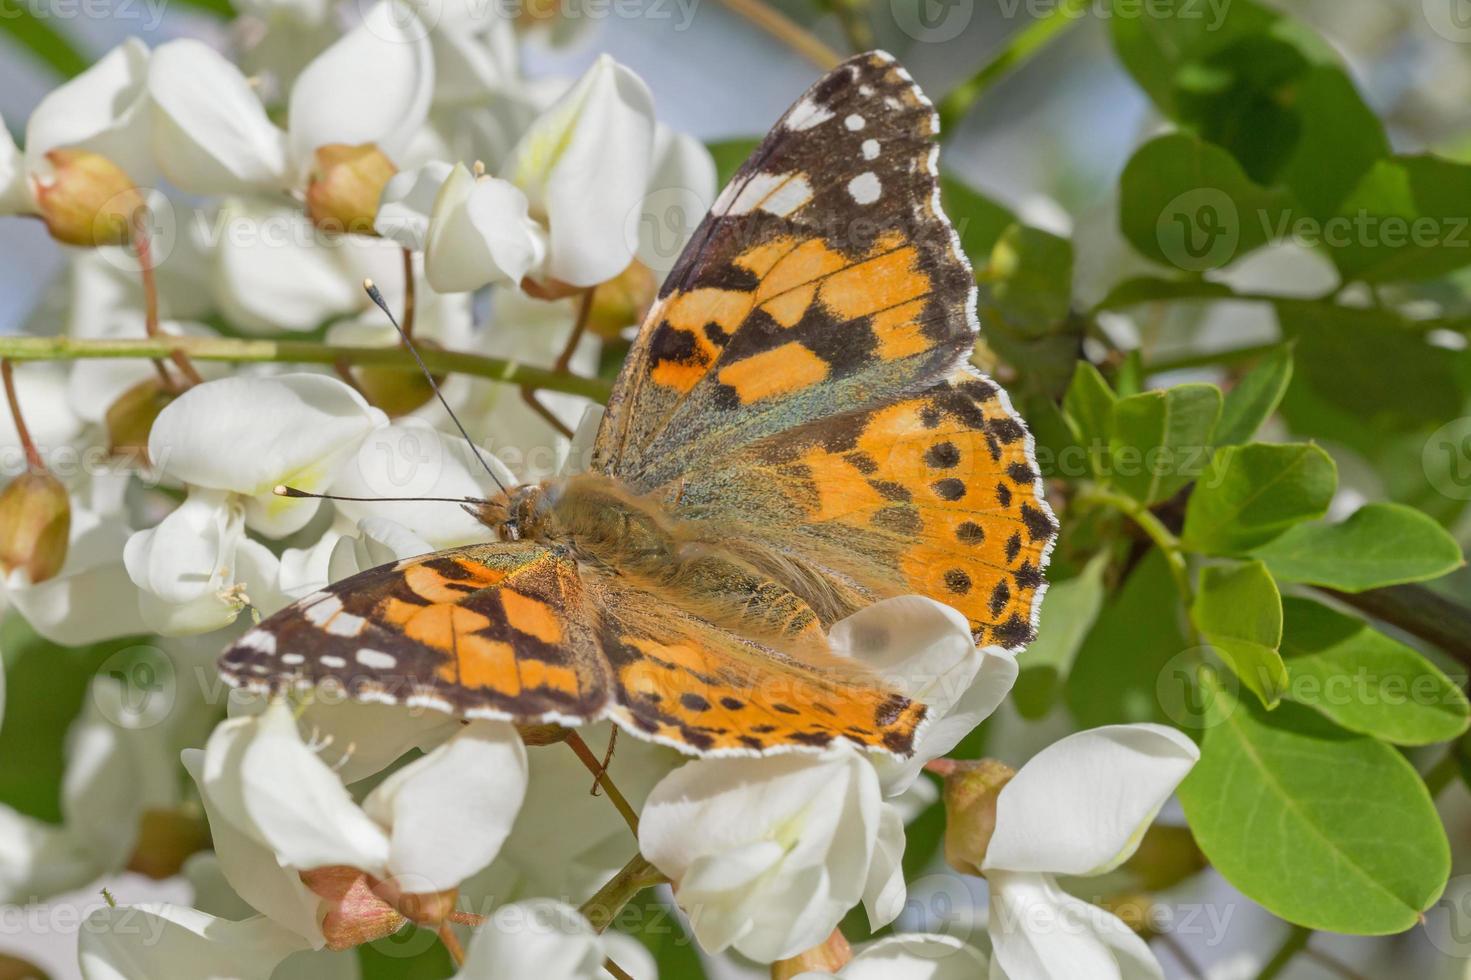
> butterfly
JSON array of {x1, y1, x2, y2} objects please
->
[{"x1": 219, "y1": 51, "x2": 1057, "y2": 758}]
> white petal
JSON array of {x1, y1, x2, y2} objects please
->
[
  {"x1": 877, "y1": 647, "x2": 1017, "y2": 797},
  {"x1": 149, "y1": 40, "x2": 290, "y2": 194},
  {"x1": 841, "y1": 934, "x2": 990, "y2": 980},
  {"x1": 424, "y1": 165, "x2": 546, "y2": 292},
  {"x1": 287, "y1": 0, "x2": 434, "y2": 171},
  {"x1": 984, "y1": 725, "x2": 1199, "y2": 877},
  {"x1": 862, "y1": 804, "x2": 907, "y2": 931},
  {"x1": 236, "y1": 702, "x2": 393, "y2": 875},
  {"x1": 830, "y1": 596, "x2": 981, "y2": 716},
  {"x1": 78, "y1": 904, "x2": 308, "y2": 980},
  {"x1": 364, "y1": 720, "x2": 528, "y2": 892},
  {"x1": 0, "y1": 114, "x2": 31, "y2": 213},
  {"x1": 986, "y1": 872, "x2": 1162, "y2": 980},
  {"x1": 375, "y1": 161, "x2": 451, "y2": 250},
  {"x1": 183, "y1": 747, "x2": 327, "y2": 947},
  {"x1": 26, "y1": 38, "x2": 154, "y2": 184},
  {"x1": 561, "y1": 405, "x2": 604, "y2": 477},
  {"x1": 148, "y1": 373, "x2": 383, "y2": 535},
  {"x1": 506, "y1": 55, "x2": 655, "y2": 287},
  {"x1": 455, "y1": 899, "x2": 603, "y2": 980},
  {"x1": 636, "y1": 126, "x2": 716, "y2": 275},
  {"x1": 329, "y1": 418, "x2": 509, "y2": 548},
  {"x1": 0, "y1": 805, "x2": 97, "y2": 903},
  {"x1": 327, "y1": 516, "x2": 435, "y2": 583},
  {"x1": 122, "y1": 489, "x2": 248, "y2": 635},
  {"x1": 210, "y1": 200, "x2": 364, "y2": 333},
  {"x1": 675, "y1": 841, "x2": 784, "y2": 953},
  {"x1": 271, "y1": 697, "x2": 460, "y2": 784}
]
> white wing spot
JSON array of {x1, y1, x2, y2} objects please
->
[
  {"x1": 280, "y1": 653, "x2": 305, "y2": 666},
  {"x1": 862, "y1": 139, "x2": 880, "y2": 160},
  {"x1": 727, "y1": 172, "x2": 813, "y2": 217},
  {"x1": 326, "y1": 611, "x2": 368, "y2": 638},
  {"x1": 240, "y1": 631, "x2": 277, "y2": 655},
  {"x1": 356, "y1": 649, "x2": 398, "y2": 670},
  {"x1": 845, "y1": 114, "x2": 866, "y2": 131},
  {"x1": 848, "y1": 172, "x2": 882, "y2": 205},
  {"x1": 320, "y1": 655, "x2": 347, "y2": 669},
  {"x1": 786, "y1": 97, "x2": 834, "y2": 131},
  {"x1": 303, "y1": 594, "x2": 343, "y2": 626},
  {"x1": 859, "y1": 84, "x2": 874, "y2": 96}
]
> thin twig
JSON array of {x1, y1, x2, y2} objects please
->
[
  {"x1": 523, "y1": 288, "x2": 596, "y2": 438},
  {"x1": 400, "y1": 248, "x2": 417, "y2": 342},
  {"x1": 936, "y1": 0, "x2": 1087, "y2": 133},
  {"x1": 1154, "y1": 931, "x2": 1206, "y2": 980},
  {"x1": 565, "y1": 730, "x2": 641, "y2": 836},
  {"x1": 1, "y1": 359, "x2": 42, "y2": 471},
  {"x1": 603, "y1": 958, "x2": 635, "y2": 980},
  {"x1": 133, "y1": 215, "x2": 203, "y2": 386},
  {"x1": 717, "y1": 0, "x2": 841, "y2": 69},
  {"x1": 579, "y1": 853, "x2": 668, "y2": 933},
  {"x1": 1253, "y1": 925, "x2": 1311, "y2": 980},
  {"x1": 1324, "y1": 584, "x2": 1471, "y2": 672},
  {"x1": 0, "y1": 335, "x2": 614, "y2": 402},
  {"x1": 436, "y1": 923, "x2": 465, "y2": 966}
]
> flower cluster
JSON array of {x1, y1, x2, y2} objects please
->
[{"x1": 0, "y1": 7, "x2": 1202, "y2": 980}]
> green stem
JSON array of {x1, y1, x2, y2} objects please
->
[
  {"x1": 0, "y1": 335, "x2": 613, "y2": 402},
  {"x1": 937, "y1": 0, "x2": 1087, "y2": 134},
  {"x1": 579, "y1": 854, "x2": 668, "y2": 933},
  {"x1": 1253, "y1": 925, "x2": 1312, "y2": 980},
  {"x1": 1074, "y1": 487, "x2": 1193, "y2": 605}
]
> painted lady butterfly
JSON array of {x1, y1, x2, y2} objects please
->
[{"x1": 220, "y1": 51, "x2": 1057, "y2": 757}]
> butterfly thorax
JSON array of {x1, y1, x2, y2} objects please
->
[{"x1": 481, "y1": 472, "x2": 833, "y2": 653}]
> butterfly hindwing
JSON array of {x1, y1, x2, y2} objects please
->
[{"x1": 595, "y1": 51, "x2": 977, "y2": 492}]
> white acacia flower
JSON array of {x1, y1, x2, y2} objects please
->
[
  {"x1": 186, "y1": 701, "x2": 527, "y2": 945},
  {"x1": 452, "y1": 899, "x2": 654, "y2": 980},
  {"x1": 79, "y1": 903, "x2": 309, "y2": 980},
  {"x1": 328, "y1": 417, "x2": 513, "y2": 548},
  {"x1": 831, "y1": 595, "x2": 1017, "y2": 796},
  {"x1": 795, "y1": 934, "x2": 990, "y2": 979},
  {"x1": 639, "y1": 744, "x2": 903, "y2": 963},
  {"x1": 402, "y1": 55, "x2": 664, "y2": 293},
  {"x1": 1, "y1": 38, "x2": 154, "y2": 220},
  {"x1": 146, "y1": 373, "x2": 387, "y2": 537},
  {"x1": 148, "y1": 1, "x2": 432, "y2": 196},
  {"x1": 982, "y1": 725, "x2": 1199, "y2": 980}
]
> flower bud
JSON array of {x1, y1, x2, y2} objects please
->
[
  {"x1": 106, "y1": 377, "x2": 175, "y2": 458},
  {"x1": 307, "y1": 144, "x2": 397, "y2": 236},
  {"x1": 33, "y1": 149, "x2": 144, "y2": 248},
  {"x1": 0, "y1": 953, "x2": 48, "y2": 980},
  {"x1": 354, "y1": 339, "x2": 444, "y2": 416},
  {"x1": 1121, "y1": 823, "x2": 1206, "y2": 892},
  {"x1": 126, "y1": 805, "x2": 212, "y2": 879},
  {"x1": 587, "y1": 261, "x2": 656, "y2": 341},
  {"x1": 373, "y1": 877, "x2": 459, "y2": 926},
  {"x1": 516, "y1": 722, "x2": 572, "y2": 746},
  {"x1": 771, "y1": 928, "x2": 852, "y2": 979},
  {"x1": 936, "y1": 758, "x2": 1016, "y2": 877},
  {"x1": 301, "y1": 866, "x2": 407, "y2": 951},
  {"x1": 0, "y1": 471, "x2": 70, "y2": 583}
]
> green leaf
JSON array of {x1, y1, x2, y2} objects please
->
[
  {"x1": 1178, "y1": 681, "x2": 1450, "y2": 934},
  {"x1": 1062, "y1": 360, "x2": 1115, "y2": 461},
  {"x1": 1118, "y1": 133, "x2": 1295, "y2": 273},
  {"x1": 1192, "y1": 561, "x2": 1288, "y2": 707},
  {"x1": 1109, "y1": 383, "x2": 1222, "y2": 505},
  {"x1": 1274, "y1": 65, "x2": 1391, "y2": 219},
  {"x1": 0, "y1": 1, "x2": 88, "y2": 78},
  {"x1": 1323, "y1": 155, "x2": 1471, "y2": 283},
  {"x1": 1066, "y1": 550, "x2": 1186, "y2": 728},
  {"x1": 1013, "y1": 556, "x2": 1107, "y2": 720},
  {"x1": 1182, "y1": 442, "x2": 1336, "y2": 554},
  {"x1": 976, "y1": 224, "x2": 1081, "y2": 399},
  {"x1": 1093, "y1": 276, "x2": 1236, "y2": 311},
  {"x1": 1215, "y1": 345, "x2": 1293, "y2": 446},
  {"x1": 941, "y1": 176, "x2": 1016, "y2": 269},
  {"x1": 1253, "y1": 503, "x2": 1465, "y2": 591},
  {"x1": 619, "y1": 893, "x2": 707, "y2": 979},
  {"x1": 357, "y1": 929, "x2": 455, "y2": 979},
  {"x1": 705, "y1": 138, "x2": 761, "y2": 187},
  {"x1": 1280, "y1": 597, "x2": 1469, "y2": 745},
  {"x1": 169, "y1": 0, "x2": 234, "y2": 13}
]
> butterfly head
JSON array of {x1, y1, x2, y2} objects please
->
[{"x1": 472, "y1": 482, "x2": 556, "y2": 543}]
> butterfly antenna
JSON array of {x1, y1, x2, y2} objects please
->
[
  {"x1": 273, "y1": 485, "x2": 488, "y2": 505},
  {"x1": 362, "y1": 278, "x2": 510, "y2": 495}
]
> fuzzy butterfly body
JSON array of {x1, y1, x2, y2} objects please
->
[{"x1": 219, "y1": 51, "x2": 1056, "y2": 758}]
